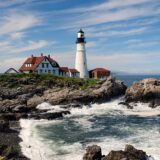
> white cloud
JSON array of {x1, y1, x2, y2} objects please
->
[
  {"x1": 85, "y1": 27, "x2": 147, "y2": 38},
  {"x1": 74, "y1": 7, "x2": 159, "y2": 27},
  {"x1": 0, "y1": 40, "x2": 51, "y2": 54},
  {"x1": 0, "y1": 57, "x2": 25, "y2": 72},
  {"x1": 0, "y1": 0, "x2": 65, "y2": 8},
  {"x1": 51, "y1": 0, "x2": 160, "y2": 30},
  {"x1": 127, "y1": 41, "x2": 159, "y2": 48},
  {"x1": 86, "y1": 41, "x2": 97, "y2": 48},
  {"x1": 14, "y1": 40, "x2": 48, "y2": 53},
  {"x1": 87, "y1": 52, "x2": 160, "y2": 74},
  {"x1": 56, "y1": 0, "x2": 152, "y2": 14},
  {"x1": 0, "y1": 13, "x2": 41, "y2": 35},
  {"x1": 109, "y1": 27, "x2": 147, "y2": 36},
  {"x1": 10, "y1": 32, "x2": 25, "y2": 40}
]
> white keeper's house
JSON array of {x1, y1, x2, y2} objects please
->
[{"x1": 19, "y1": 53, "x2": 80, "y2": 78}]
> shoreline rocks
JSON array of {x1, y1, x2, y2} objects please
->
[
  {"x1": 83, "y1": 144, "x2": 151, "y2": 160},
  {"x1": 125, "y1": 78, "x2": 160, "y2": 108},
  {"x1": 0, "y1": 121, "x2": 29, "y2": 160},
  {"x1": 0, "y1": 76, "x2": 127, "y2": 116},
  {"x1": 0, "y1": 75, "x2": 127, "y2": 159}
]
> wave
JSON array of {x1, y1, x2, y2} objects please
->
[{"x1": 19, "y1": 98, "x2": 160, "y2": 160}]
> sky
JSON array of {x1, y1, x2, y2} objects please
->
[{"x1": 0, "y1": 0, "x2": 160, "y2": 74}]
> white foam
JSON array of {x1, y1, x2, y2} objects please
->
[
  {"x1": 19, "y1": 119, "x2": 63, "y2": 160},
  {"x1": 19, "y1": 98, "x2": 160, "y2": 160},
  {"x1": 37, "y1": 102, "x2": 67, "y2": 113}
]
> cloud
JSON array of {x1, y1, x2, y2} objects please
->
[
  {"x1": 50, "y1": 0, "x2": 160, "y2": 30},
  {"x1": 0, "y1": 12, "x2": 41, "y2": 35},
  {"x1": 10, "y1": 32, "x2": 25, "y2": 40},
  {"x1": 0, "y1": 57, "x2": 25, "y2": 72},
  {"x1": 0, "y1": 40, "x2": 51, "y2": 55},
  {"x1": 74, "y1": 7, "x2": 159, "y2": 28},
  {"x1": 85, "y1": 27, "x2": 147, "y2": 38},
  {"x1": 14, "y1": 40, "x2": 49, "y2": 53},
  {"x1": 0, "y1": 0, "x2": 65, "y2": 8},
  {"x1": 56, "y1": 0, "x2": 152, "y2": 14},
  {"x1": 87, "y1": 52, "x2": 160, "y2": 74},
  {"x1": 86, "y1": 41, "x2": 97, "y2": 48},
  {"x1": 127, "y1": 40, "x2": 160, "y2": 48}
]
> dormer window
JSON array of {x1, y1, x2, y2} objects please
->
[
  {"x1": 52, "y1": 62, "x2": 56, "y2": 66},
  {"x1": 25, "y1": 64, "x2": 32, "y2": 67}
]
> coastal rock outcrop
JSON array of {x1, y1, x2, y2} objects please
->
[
  {"x1": 83, "y1": 145, "x2": 102, "y2": 160},
  {"x1": 0, "y1": 75, "x2": 127, "y2": 113},
  {"x1": 83, "y1": 144, "x2": 150, "y2": 160},
  {"x1": 125, "y1": 78, "x2": 160, "y2": 108}
]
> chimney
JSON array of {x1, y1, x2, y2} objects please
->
[
  {"x1": 48, "y1": 54, "x2": 50, "y2": 58},
  {"x1": 31, "y1": 55, "x2": 34, "y2": 58},
  {"x1": 41, "y1": 53, "x2": 43, "y2": 57}
]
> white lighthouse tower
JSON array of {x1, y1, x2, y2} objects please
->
[{"x1": 75, "y1": 29, "x2": 89, "y2": 78}]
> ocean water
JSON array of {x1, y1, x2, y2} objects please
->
[
  {"x1": 19, "y1": 75, "x2": 160, "y2": 160},
  {"x1": 116, "y1": 74, "x2": 160, "y2": 86},
  {"x1": 19, "y1": 99, "x2": 160, "y2": 160}
]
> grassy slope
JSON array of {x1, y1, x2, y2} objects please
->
[{"x1": 0, "y1": 73, "x2": 98, "y2": 90}]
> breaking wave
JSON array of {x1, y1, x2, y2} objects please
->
[{"x1": 19, "y1": 97, "x2": 160, "y2": 160}]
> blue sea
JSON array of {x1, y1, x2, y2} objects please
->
[
  {"x1": 19, "y1": 75, "x2": 160, "y2": 160},
  {"x1": 116, "y1": 74, "x2": 160, "y2": 86}
]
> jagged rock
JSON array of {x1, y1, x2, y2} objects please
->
[
  {"x1": 0, "y1": 76, "x2": 127, "y2": 119},
  {"x1": 125, "y1": 78, "x2": 160, "y2": 108},
  {"x1": 12, "y1": 105, "x2": 30, "y2": 113},
  {"x1": 0, "y1": 113, "x2": 28, "y2": 121},
  {"x1": 118, "y1": 102, "x2": 133, "y2": 109},
  {"x1": 83, "y1": 145, "x2": 149, "y2": 160},
  {"x1": 83, "y1": 145, "x2": 102, "y2": 160},
  {"x1": 104, "y1": 144, "x2": 148, "y2": 160},
  {"x1": 0, "y1": 120, "x2": 10, "y2": 132},
  {"x1": 30, "y1": 111, "x2": 70, "y2": 120}
]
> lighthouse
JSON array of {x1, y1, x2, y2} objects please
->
[{"x1": 75, "y1": 29, "x2": 89, "y2": 78}]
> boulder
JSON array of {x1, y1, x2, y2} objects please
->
[
  {"x1": 83, "y1": 145, "x2": 150, "y2": 160},
  {"x1": 118, "y1": 102, "x2": 133, "y2": 109},
  {"x1": 12, "y1": 105, "x2": 30, "y2": 113},
  {"x1": 125, "y1": 78, "x2": 160, "y2": 108},
  {"x1": 104, "y1": 144, "x2": 148, "y2": 160},
  {"x1": 0, "y1": 113, "x2": 28, "y2": 121},
  {"x1": 83, "y1": 145, "x2": 102, "y2": 160},
  {"x1": 30, "y1": 111, "x2": 70, "y2": 120},
  {"x1": 0, "y1": 120, "x2": 10, "y2": 132}
]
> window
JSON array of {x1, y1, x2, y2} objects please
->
[
  {"x1": 40, "y1": 69, "x2": 43, "y2": 73},
  {"x1": 48, "y1": 70, "x2": 51, "y2": 73},
  {"x1": 53, "y1": 70, "x2": 55, "y2": 74},
  {"x1": 52, "y1": 62, "x2": 56, "y2": 66},
  {"x1": 42, "y1": 63, "x2": 44, "y2": 68},
  {"x1": 46, "y1": 63, "x2": 49, "y2": 68}
]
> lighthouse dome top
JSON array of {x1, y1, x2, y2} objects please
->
[{"x1": 77, "y1": 29, "x2": 84, "y2": 33}]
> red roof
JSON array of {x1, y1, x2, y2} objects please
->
[
  {"x1": 59, "y1": 67, "x2": 69, "y2": 72},
  {"x1": 69, "y1": 68, "x2": 79, "y2": 73},
  {"x1": 90, "y1": 68, "x2": 110, "y2": 73},
  {"x1": 19, "y1": 54, "x2": 59, "y2": 72}
]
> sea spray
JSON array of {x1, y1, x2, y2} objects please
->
[{"x1": 19, "y1": 98, "x2": 160, "y2": 160}]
